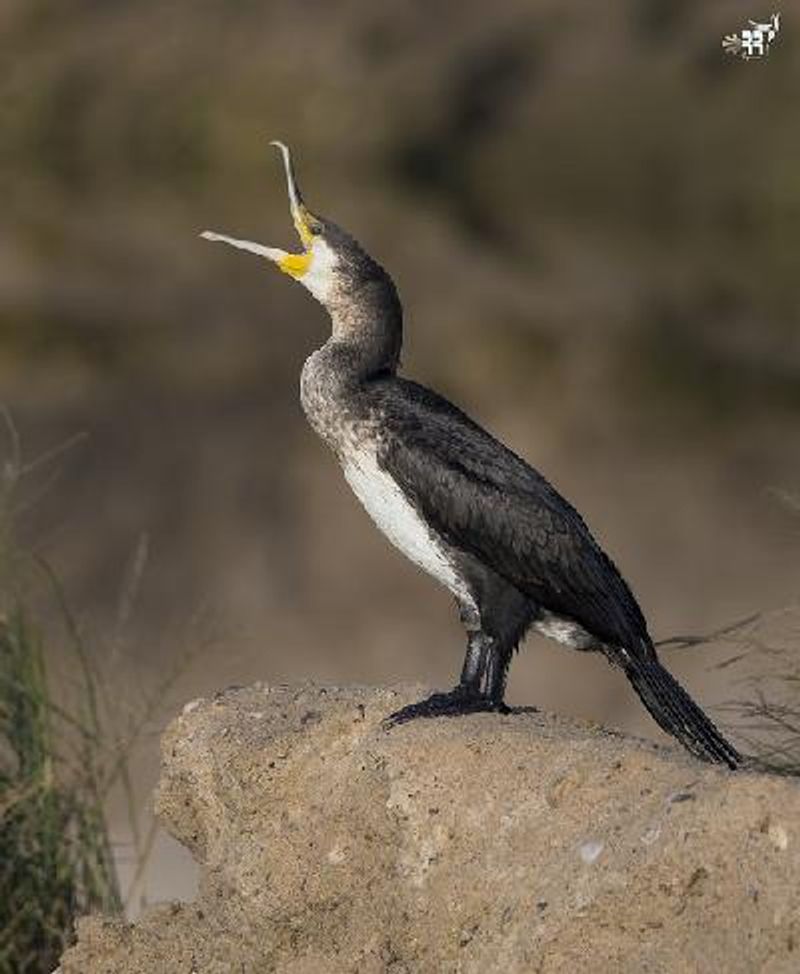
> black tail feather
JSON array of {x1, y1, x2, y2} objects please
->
[{"x1": 622, "y1": 655, "x2": 740, "y2": 769}]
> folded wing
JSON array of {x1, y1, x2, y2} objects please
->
[{"x1": 375, "y1": 379, "x2": 651, "y2": 654}]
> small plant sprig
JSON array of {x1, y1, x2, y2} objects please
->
[
  {"x1": 656, "y1": 496, "x2": 800, "y2": 778},
  {"x1": 718, "y1": 605, "x2": 800, "y2": 776}
]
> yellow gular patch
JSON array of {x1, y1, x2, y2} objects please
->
[{"x1": 278, "y1": 251, "x2": 312, "y2": 278}]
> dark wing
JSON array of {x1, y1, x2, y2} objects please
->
[{"x1": 372, "y1": 378, "x2": 650, "y2": 652}]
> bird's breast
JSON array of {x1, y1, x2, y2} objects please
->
[
  {"x1": 299, "y1": 348, "x2": 362, "y2": 452},
  {"x1": 300, "y1": 347, "x2": 470, "y2": 603},
  {"x1": 342, "y1": 445, "x2": 470, "y2": 604}
]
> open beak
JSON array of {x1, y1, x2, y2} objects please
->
[
  {"x1": 270, "y1": 140, "x2": 315, "y2": 248},
  {"x1": 200, "y1": 140, "x2": 314, "y2": 278}
]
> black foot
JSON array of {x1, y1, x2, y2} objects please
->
[{"x1": 383, "y1": 687, "x2": 511, "y2": 728}]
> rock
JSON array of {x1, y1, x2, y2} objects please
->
[{"x1": 61, "y1": 683, "x2": 800, "y2": 973}]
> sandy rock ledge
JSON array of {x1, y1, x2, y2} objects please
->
[{"x1": 61, "y1": 682, "x2": 800, "y2": 973}]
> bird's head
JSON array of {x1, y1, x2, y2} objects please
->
[{"x1": 202, "y1": 141, "x2": 390, "y2": 312}]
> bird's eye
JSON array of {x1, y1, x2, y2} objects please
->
[{"x1": 310, "y1": 222, "x2": 324, "y2": 236}]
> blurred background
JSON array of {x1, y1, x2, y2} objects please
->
[{"x1": 1, "y1": 0, "x2": 799, "y2": 909}]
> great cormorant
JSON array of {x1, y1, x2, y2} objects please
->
[{"x1": 202, "y1": 142, "x2": 740, "y2": 769}]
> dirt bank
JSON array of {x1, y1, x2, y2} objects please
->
[{"x1": 62, "y1": 683, "x2": 800, "y2": 973}]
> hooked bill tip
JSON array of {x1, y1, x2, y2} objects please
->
[
  {"x1": 269, "y1": 140, "x2": 292, "y2": 170},
  {"x1": 267, "y1": 139, "x2": 304, "y2": 213}
]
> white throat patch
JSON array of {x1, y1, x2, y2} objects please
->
[{"x1": 301, "y1": 237, "x2": 338, "y2": 304}]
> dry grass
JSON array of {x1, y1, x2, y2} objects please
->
[
  {"x1": 0, "y1": 414, "x2": 120, "y2": 972},
  {"x1": 0, "y1": 414, "x2": 199, "y2": 972},
  {"x1": 0, "y1": 607, "x2": 121, "y2": 974}
]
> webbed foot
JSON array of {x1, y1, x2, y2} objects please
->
[{"x1": 383, "y1": 686, "x2": 510, "y2": 728}]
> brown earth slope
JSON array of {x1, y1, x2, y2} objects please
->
[{"x1": 62, "y1": 683, "x2": 800, "y2": 973}]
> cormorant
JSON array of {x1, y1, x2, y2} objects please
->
[{"x1": 202, "y1": 142, "x2": 740, "y2": 769}]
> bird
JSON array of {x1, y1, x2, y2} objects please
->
[{"x1": 202, "y1": 141, "x2": 741, "y2": 769}]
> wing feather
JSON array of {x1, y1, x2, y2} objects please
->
[{"x1": 373, "y1": 379, "x2": 650, "y2": 651}]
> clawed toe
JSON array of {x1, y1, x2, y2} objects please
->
[{"x1": 382, "y1": 689, "x2": 510, "y2": 728}]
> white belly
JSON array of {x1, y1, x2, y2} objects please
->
[{"x1": 343, "y1": 449, "x2": 469, "y2": 604}]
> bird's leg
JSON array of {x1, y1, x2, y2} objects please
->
[
  {"x1": 458, "y1": 630, "x2": 490, "y2": 694},
  {"x1": 482, "y1": 645, "x2": 513, "y2": 714},
  {"x1": 383, "y1": 632, "x2": 507, "y2": 726}
]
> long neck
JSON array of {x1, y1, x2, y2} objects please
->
[{"x1": 327, "y1": 276, "x2": 403, "y2": 380}]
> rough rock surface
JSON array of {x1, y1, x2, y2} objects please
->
[{"x1": 61, "y1": 683, "x2": 800, "y2": 973}]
